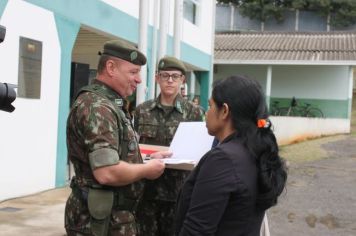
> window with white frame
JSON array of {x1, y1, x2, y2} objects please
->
[{"x1": 183, "y1": 0, "x2": 200, "y2": 25}]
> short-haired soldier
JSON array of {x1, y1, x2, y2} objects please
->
[{"x1": 134, "y1": 56, "x2": 204, "y2": 236}]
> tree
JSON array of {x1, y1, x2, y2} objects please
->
[
  {"x1": 329, "y1": 0, "x2": 356, "y2": 27},
  {"x1": 239, "y1": 0, "x2": 285, "y2": 23},
  {"x1": 216, "y1": 0, "x2": 241, "y2": 4},
  {"x1": 305, "y1": 0, "x2": 356, "y2": 27},
  {"x1": 216, "y1": 0, "x2": 356, "y2": 28}
]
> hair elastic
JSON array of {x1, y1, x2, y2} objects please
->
[{"x1": 257, "y1": 119, "x2": 269, "y2": 128}]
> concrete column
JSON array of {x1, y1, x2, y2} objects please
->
[
  {"x1": 54, "y1": 15, "x2": 80, "y2": 187},
  {"x1": 174, "y1": 0, "x2": 183, "y2": 58},
  {"x1": 207, "y1": 1, "x2": 216, "y2": 101},
  {"x1": 148, "y1": 0, "x2": 160, "y2": 100},
  {"x1": 348, "y1": 66, "x2": 354, "y2": 121},
  {"x1": 156, "y1": 0, "x2": 170, "y2": 96},
  {"x1": 266, "y1": 65, "x2": 272, "y2": 109},
  {"x1": 229, "y1": 3, "x2": 235, "y2": 31},
  {"x1": 189, "y1": 72, "x2": 196, "y2": 100},
  {"x1": 295, "y1": 9, "x2": 299, "y2": 32},
  {"x1": 137, "y1": 0, "x2": 148, "y2": 104}
]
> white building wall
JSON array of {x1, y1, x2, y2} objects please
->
[
  {"x1": 215, "y1": 64, "x2": 350, "y2": 100},
  {"x1": 0, "y1": 0, "x2": 61, "y2": 201},
  {"x1": 272, "y1": 65, "x2": 349, "y2": 100},
  {"x1": 214, "y1": 65, "x2": 268, "y2": 90},
  {"x1": 180, "y1": 1, "x2": 215, "y2": 55},
  {"x1": 103, "y1": 0, "x2": 140, "y2": 17},
  {"x1": 271, "y1": 116, "x2": 350, "y2": 145},
  {"x1": 101, "y1": 0, "x2": 214, "y2": 55}
]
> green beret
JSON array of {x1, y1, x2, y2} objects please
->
[
  {"x1": 158, "y1": 56, "x2": 186, "y2": 75},
  {"x1": 102, "y1": 39, "x2": 146, "y2": 65}
]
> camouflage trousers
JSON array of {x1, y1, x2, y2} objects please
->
[
  {"x1": 65, "y1": 191, "x2": 139, "y2": 236},
  {"x1": 136, "y1": 199, "x2": 176, "y2": 236}
]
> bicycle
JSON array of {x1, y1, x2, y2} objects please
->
[
  {"x1": 270, "y1": 101, "x2": 282, "y2": 116},
  {"x1": 277, "y1": 97, "x2": 324, "y2": 118}
]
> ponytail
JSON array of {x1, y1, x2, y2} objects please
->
[{"x1": 212, "y1": 75, "x2": 287, "y2": 211}]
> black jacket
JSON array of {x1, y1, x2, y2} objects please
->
[{"x1": 175, "y1": 133, "x2": 264, "y2": 236}]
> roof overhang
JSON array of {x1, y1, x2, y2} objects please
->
[{"x1": 214, "y1": 59, "x2": 356, "y2": 66}]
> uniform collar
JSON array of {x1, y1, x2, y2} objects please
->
[
  {"x1": 150, "y1": 93, "x2": 185, "y2": 114},
  {"x1": 92, "y1": 79, "x2": 126, "y2": 108}
]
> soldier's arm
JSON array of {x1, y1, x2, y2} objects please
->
[
  {"x1": 78, "y1": 98, "x2": 164, "y2": 186},
  {"x1": 93, "y1": 159, "x2": 165, "y2": 186}
]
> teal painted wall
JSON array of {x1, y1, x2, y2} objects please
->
[
  {"x1": 24, "y1": 0, "x2": 213, "y2": 185},
  {"x1": 25, "y1": 0, "x2": 138, "y2": 43},
  {"x1": 196, "y1": 71, "x2": 210, "y2": 110},
  {"x1": 216, "y1": 64, "x2": 351, "y2": 119},
  {"x1": 0, "y1": 0, "x2": 8, "y2": 18},
  {"x1": 25, "y1": 0, "x2": 213, "y2": 70},
  {"x1": 269, "y1": 97, "x2": 349, "y2": 118},
  {"x1": 54, "y1": 15, "x2": 80, "y2": 187},
  {"x1": 166, "y1": 36, "x2": 211, "y2": 71}
]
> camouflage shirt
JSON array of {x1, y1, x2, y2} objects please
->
[
  {"x1": 65, "y1": 80, "x2": 144, "y2": 235},
  {"x1": 134, "y1": 94, "x2": 203, "y2": 146},
  {"x1": 134, "y1": 94, "x2": 204, "y2": 201}
]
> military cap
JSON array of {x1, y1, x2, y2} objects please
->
[
  {"x1": 157, "y1": 56, "x2": 186, "y2": 75},
  {"x1": 102, "y1": 39, "x2": 146, "y2": 65}
]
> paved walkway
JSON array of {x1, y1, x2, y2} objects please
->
[
  {"x1": 0, "y1": 187, "x2": 70, "y2": 236},
  {"x1": 269, "y1": 135, "x2": 356, "y2": 236},
  {"x1": 0, "y1": 134, "x2": 355, "y2": 236}
]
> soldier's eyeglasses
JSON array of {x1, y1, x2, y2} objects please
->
[{"x1": 159, "y1": 73, "x2": 183, "y2": 82}]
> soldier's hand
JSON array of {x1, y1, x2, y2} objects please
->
[
  {"x1": 144, "y1": 159, "x2": 165, "y2": 180},
  {"x1": 150, "y1": 151, "x2": 173, "y2": 159}
]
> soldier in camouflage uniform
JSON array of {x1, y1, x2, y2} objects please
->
[
  {"x1": 134, "y1": 56, "x2": 204, "y2": 236},
  {"x1": 65, "y1": 39, "x2": 166, "y2": 236}
]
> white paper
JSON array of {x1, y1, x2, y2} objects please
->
[
  {"x1": 168, "y1": 122, "x2": 215, "y2": 163},
  {"x1": 162, "y1": 158, "x2": 195, "y2": 164},
  {"x1": 143, "y1": 158, "x2": 194, "y2": 164}
]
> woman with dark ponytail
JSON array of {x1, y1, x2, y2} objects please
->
[{"x1": 175, "y1": 75, "x2": 287, "y2": 236}]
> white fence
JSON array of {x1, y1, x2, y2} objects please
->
[{"x1": 271, "y1": 116, "x2": 350, "y2": 145}]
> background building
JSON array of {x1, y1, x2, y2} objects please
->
[
  {"x1": 0, "y1": 0, "x2": 215, "y2": 201},
  {"x1": 214, "y1": 3, "x2": 355, "y2": 145}
]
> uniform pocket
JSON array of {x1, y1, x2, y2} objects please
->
[
  {"x1": 164, "y1": 120, "x2": 180, "y2": 141},
  {"x1": 88, "y1": 189, "x2": 114, "y2": 220},
  {"x1": 138, "y1": 121, "x2": 158, "y2": 138},
  {"x1": 88, "y1": 189, "x2": 114, "y2": 236}
]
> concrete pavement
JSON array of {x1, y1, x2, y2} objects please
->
[
  {"x1": 0, "y1": 134, "x2": 355, "y2": 236},
  {"x1": 0, "y1": 187, "x2": 70, "y2": 236}
]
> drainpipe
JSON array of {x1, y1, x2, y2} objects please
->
[
  {"x1": 137, "y1": 0, "x2": 148, "y2": 104},
  {"x1": 148, "y1": 0, "x2": 160, "y2": 100},
  {"x1": 157, "y1": 0, "x2": 170, "y2": 97}
]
